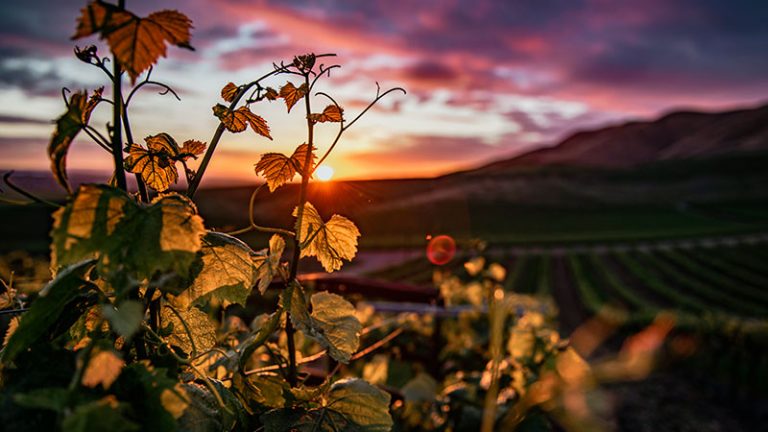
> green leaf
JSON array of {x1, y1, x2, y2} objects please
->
[
  {"x1": 237, "y1": 312, "x2": 281, "y2": 370},
  {"x1": 178, "y1": 380, "x2": 246, "y2": 432},
  {"x1": 234, "y1": 373, "x2": 287, "y2": 409},
  {"x1": 254, "y1": 234, "x2": 285, "y2": 294},
  {"x1": 161, "y1": 305, "x2": 216, "y2": 357},
  {"x1": 48, "y1": 88, "x2": 102, "y2": 193},
  {"x1": 260, "y1": 378, "x2": 392, "y2": 432},
  {"x1": 324, "y1": 378, "x2": 393, "y2": 432},
  {"x1": 0, "y1": 260, "x2": 95, "y2": 364},
  {"x1": 13, "y1": 388, "x2": 71, "y2": 412},
  {"x1": 175, "y1": 232, "x2": 258, "y2": 308},
  {"x1": 51, "y1": 184, "x2": 205, "y2": 282},
  {"x1": 101, "y1": 300, "x2": 144, "y2": 339},
  {"x1": 62, "y1": 396, "x2": 140, "y2": 432},
  {"x1": 112, "y1": 364, "x2": 180, "y2": 430},
  {"x1": 289, "y1": 287, "x2": 361, "y2": 363},
  {"x1": 294, "y1": 202, "x2": 360, "y2": 272}
]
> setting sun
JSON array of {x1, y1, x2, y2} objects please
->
[{"x1": 315, "y1": 165, "x2": 334, "y2": 181}]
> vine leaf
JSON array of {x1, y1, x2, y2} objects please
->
[
  {"x1": 161, "y1": 305, "x2": 216, "y2": 357},
  {"x1": 294, "y1": 202, "x2": 360, "y2": 272},
  {"x1": 288, "y1": 286, "x2": 361, "y2": 363},
  {"x1": 63, "y1": 396, "x2": 140, "y2": 432},
  {"x1": 213, "y1": 104, "x2": 272, "y2": 139},
  {"x1": 254, "y1": 144, "x2": 315, "y2": 192},
  {"x1": 253, "y1": 234, "x2": 285, "y2": 294},
  {"x1": 308, "y1": 105, "x2": 343, "y2": 123},
  {"x1": 51, "y1": 185, "x2": 205, "y2": 281},
  {"x1": 82, "y1": 348, "x2": 125, "y2": 389},
  {"x1": 264, "y1": 87, "x2": 279, "y2": 101},
  {"x1": 323, "y1": 378, "x2": 393, "y2": 431},
  {"x1": 124, "y1": 133, "x2": 181, "y2": 192},
  {"x1": 178, "y1": 140, "x2": 207, "y2": 161},
  {"x1": 48, "y1": 88, "x2": 103, "y2": 193},
  {"x1": 101, "y1": 300, "x2": 144, "y2": 339},
  {"x1": 260, "y1": 378, "x2": 392, "y2": 431},
  {"x1": 279, "y1": 82, "x2": 307, "y2": 113},
  {"x1": 221, "y1": 82, "x2": 238, "y2": 102},
  {"x1": 0, "y1": 260, "x2": 95, "y2": 364},
  {"x1": 175, "y1": 232, "x2": 259, "y2": 309},
  {"x1": 73, "y1": 1, "x2": 194, "y2": 83}
]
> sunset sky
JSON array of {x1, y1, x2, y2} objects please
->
[{"x1": 1, "y1": 0, "x2": 767, "y2": 184}]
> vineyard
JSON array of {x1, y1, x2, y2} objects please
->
[
  {"x1": 1, "y1": 0, "x2": 767, "y2": 430},
  {"x1": 370, "y1": 239, "x2": 768, "y2": 400}
]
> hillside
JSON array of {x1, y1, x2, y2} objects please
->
[{"x1": 470, "y1": 103, "x2": 768, "y2": 174}]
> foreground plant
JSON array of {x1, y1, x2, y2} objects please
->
[{"x1": 0, "y1": 1, "x2": 403, "y2": 430}]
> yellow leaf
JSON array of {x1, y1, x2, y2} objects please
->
[
  {"x1": 124, "y1": 133, "x2": 180, "y2": 192},
  {"x1": 254, "y1": 144, "x2": 315, "y2": 192},
  {"x1": 220, "y1": 82, "x2": 238, "y2": 102},
  {"x1": 82, "y1": 349, "x2": 125, "y2": 389},
  {"x1": 253, "y1": 234, "x2": 285, "y2": 294},
  {"x1": 279, "y1": 82, "x2": 307, "y2": 113},
  {"x1": 212, "y1": 105, "x2": 272, "y2": 139},
  {"x1": 178, "y1": 140, "x2": 206, "y2": 161},
  {"x1": 161, "y1": 305, "x2": 216, "y2": 357},
  {"x1": 294, "y1": 202, "x2": 360, "y2": 272},
  {"x1": 160, "y1": 383, "x2": 189, "y2": 419},
  {"x1": 309, "y1": 104, "x2": 344, "y2": 123},
  {"x1": 73, "y1": 1, "x2": 194, "y2": 83},
  {"x1": 175, "y1": 232, "x2": 258, "y2": 308},
  {"x1": 48, "y1": 88, "x2": 103, "y2": 193}
]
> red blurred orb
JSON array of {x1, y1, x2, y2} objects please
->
[{"x1": 427, "y1": 235, "x2": 456, "y2": 265}]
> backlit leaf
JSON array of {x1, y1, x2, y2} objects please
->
[
  {"x1": 254, "y1": 144, "x2": 315, "y2": 192},
  {"x1": 48, "y1": 88, "x2": 102, "y2": 193},
  {"x1": 308, "y1": 105, "x2": 343, "y2": 123},
  {"x1": 175, "y1": 232, "x2": 258, "y2": 308},
  {"x1": 289, "y1": 287, "x2": 361, "y2": 363},
  {"x1": 220, "y1": 82, "x2": 238, "y2": 102},
  {"x1": 178, "y1": 140, "x2": 207, "y2": 161},
  {"x1": 124, "y1": 133, "x2": 181, "y2": 192},
  {"x1": 264, "y1": 87, "x2": 279, "y2": 101},
  {"x1": 294, "y1": 202, "x2": 360, "y2": 272},
  {"x1": 324, "y1": 378, "x2": 393, "y2": 431},
  {"x1": 253, "y1": 234, "x2": 285, "y2": 294},
  {"x1": 261, "y1": 378, "x2": 392, "y2": 432},
  {"x1": 161, "y1": 305, "x2": 216, "y2": 357},
  {"x1": 51, "y1": 185, "x2": 205, "y2": 281},
  {"x1": 82, "y1": 348, "x2": 125, "y2": 389},
  {"x1": 279, "y1": 82, "x2": 307, "y2": 113},
  {"x1": 73, "y1": 1, "x2": 194, "y2": 83},
  {"x1": 212, "y1": 104, "x2": 272, "y2": 139},
  {"x1": 0, "y1": 260, "x2": 95, "y2": 364}
]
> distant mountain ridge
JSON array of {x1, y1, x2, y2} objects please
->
[{"x1": 469, "y1": 103, "x2": 768, "y2": 174}]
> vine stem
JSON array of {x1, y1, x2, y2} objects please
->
[
  {"x1": 111, "y1": 43, "x2": 127, "y2": 191},
  {"x1": 283, "y1": 72, "x2": 316, "y2": 387},
  {"x1": 185, "y1": 66, "x2": 291, "y2": 198},
  {"x1": 186, "y1": 53, "x2": 336, "y2": 198}
]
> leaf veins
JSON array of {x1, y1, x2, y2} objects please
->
[{"x1": 73, "y1": 1, "x2": 194, "y2": 83}]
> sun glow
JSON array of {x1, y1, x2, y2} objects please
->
[{"x1": 315, "y1": 165, "x2": 334, "y2": 181}]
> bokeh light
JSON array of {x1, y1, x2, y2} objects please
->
[{"x1": 426, "y1": 234, "x2": 456, "y2": 265}]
